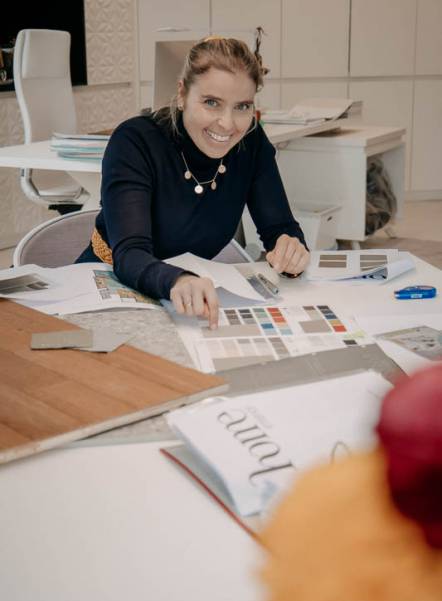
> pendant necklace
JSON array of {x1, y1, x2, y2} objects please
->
[{"x1": 181, "y1": 151, "x2": 227, "y2": 195}]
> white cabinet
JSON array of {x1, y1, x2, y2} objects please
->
[
  {"x1": 137, "y1": 0, "x2": 209, "y2": 82},
  {"x1": 271, "y1": 127, "x2": 406, "y2": 244},
  {"x1": 211, "y1": 0, "x2": 282, "y2": 78},
  {"x1": 416, "y1": 0, "x2": 442, "y2": 75},
  {"x1": 411, "y1": 80, "x2": 442, "y2": 191},
  {"x1": 242, "y1": 127, "x2": 405, "y2": 249},
  {"x1": 257, "y1": 81, "x2": 281, "y2": 112},
  {"x1": 349, "y1": 80, "x2": 413, "y2": 190},
  {"x1": 281, "y1": 0, "x2": 350, "y2": 78},
  {"x1": 350, "y1": 0, "x2": 416, "y2": 76}
]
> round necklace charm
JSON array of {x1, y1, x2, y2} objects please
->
[
  {"x1": 211, "y1": 181, "x2": 217, "y2": 191},
  {"x1": 218, "y1": 164, "x2": 226, "y2": 174},
  {"x1": 194, "y1": 184, "x2": 204, "y2": 194},
  {"x1": 184, "y1": 170, "x2": 192, "y2": 180}
]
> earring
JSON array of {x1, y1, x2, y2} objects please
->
[{"x1": 247, "y1": 114, "x2": 257, "y2": 135}]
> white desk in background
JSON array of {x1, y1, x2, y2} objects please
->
[
  {"x1": 0, "y1": 119, "x2": 342, "y2": 211},
  {"x1": 0, "y1": 254, "x2": 441, "y2": 601},
  {"x1": 275, "y1": 125, "x2": 406, "y2": 244},
  {"x1": 0, "y1": 140, "x2": 102, "y2": 210}
]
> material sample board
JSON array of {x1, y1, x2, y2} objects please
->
[{"x1": 0, "y1": 300, "x2": 226, "y2": 464}]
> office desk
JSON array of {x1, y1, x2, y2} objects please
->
[
  {"x1": 65, "y1": 253, "x2": 442, "y2": 443},
  {"x1": 0, "y1": 140, "x2": 102, "y2": 210},
  {"x1": 0, "y1": 120, "x2": 341, "y2": 211},
  {"x1": 0, "y1": 440, "x2": 264, "y2": 601},
  {"x1": 1, "y1": 255, "x2": 441, "y2": 601}
]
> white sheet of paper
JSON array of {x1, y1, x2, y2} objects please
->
[{"x1": 165, "y1": 253, "x2": 265, "y2": 302}]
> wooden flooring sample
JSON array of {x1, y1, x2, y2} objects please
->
[{"x1": 0, "y1": 300, "x2": 226, "y2": 464}]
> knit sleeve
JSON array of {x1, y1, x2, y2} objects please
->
[
  {"x1": 246, "y1": 127, "x2": 307, "y2": 252},
  {"x1": 101, "y1": 119, "x2": 188, "y2": 299}
]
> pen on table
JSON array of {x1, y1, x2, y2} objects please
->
[
  {"x1": 257, "y1": 273, "x2": 279, "y2": 296},
  {"x1": 234, "y1": 242, "x2": 280, "y2": 296}
]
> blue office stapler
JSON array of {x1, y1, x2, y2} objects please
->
[{"x1": 394, "y1": 285, "x2": 437, "y2": 300}]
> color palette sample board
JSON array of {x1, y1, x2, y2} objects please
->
[
  {"x1": 93, "y1": 269, "x2": 160, "y2": 306},
  {"x1": 318, "y1": 253, "x2": 388, "y2": 271},
  {"x1": 193, "y1": 304, "x2": 370, "y2": 372},
  {"x1": 305, "y1": 249, "x2": 409, "y2": 282},
  {"x1": 0, "y1": 300, "x2": 227, "y2": 464}
]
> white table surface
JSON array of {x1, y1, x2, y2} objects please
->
[
  {"x1": 0, "y1": 255, "x2": 441, "y2": 601},
  {"x1": 0, "y1": 441, "x2": 264, "y2": 601},
  {"x1": 0, "y1": 121, "x2": 341, "y2": 211},
  {"x1": 0, "y1": 120, "x2": 341, "y2": 172}
]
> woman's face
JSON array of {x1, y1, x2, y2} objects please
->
[{"x1": 178, "y1": 67, "x2": 256, "y2": 159}]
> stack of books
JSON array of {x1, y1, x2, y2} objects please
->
[{"x1": 50, "y1": 132, "x2": 111, "y2": 161}]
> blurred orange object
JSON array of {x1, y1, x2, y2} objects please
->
[{"x1": 260, "y1": 364, "x2": 442, "y2": 601}]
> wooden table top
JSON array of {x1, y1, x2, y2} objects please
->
[{"x1": 0, "y1": 300, "x2": 226, "y2": 464}]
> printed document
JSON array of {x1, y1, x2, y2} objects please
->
[
  {"x1": 0, "y1": 263, "x2": 161, "y2": 314},
  {"x1": 169, "y1": 302, "x2": 373, "y2": 372},
  {"x1": 305, "y1": 249, "x2": 414, "y2": 283}
]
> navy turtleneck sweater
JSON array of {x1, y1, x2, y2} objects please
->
[{"x1": 77, "y1": 112, "x2": 306, "y2": 299}]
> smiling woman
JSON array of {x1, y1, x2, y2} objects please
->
[
  {"x1": 178, "y1": 69, "x2": 256, "y2": 160},
  {"x1": 76, "y1": 34, "x2": 310, "y2": 329}
]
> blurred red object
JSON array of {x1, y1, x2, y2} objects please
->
[{"x1": 377, "y1": 364, "x2": 442, "y2": 547}]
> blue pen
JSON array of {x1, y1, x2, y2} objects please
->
[{"x1": 394, "y1": 285, "x2": 437, "y2": 300}]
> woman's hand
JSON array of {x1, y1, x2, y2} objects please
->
[
  {"x1": 170, "y1": 274, "x2": 219, "y2": 329},
  {"x1": 266, "y1": 234, "x2": 310, "y2": 276}
]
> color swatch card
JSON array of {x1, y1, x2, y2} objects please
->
[
  {"x1": 305, "y1": 250, "x2": 414, "y2": 283},
  {"x1": 191, "y1": 304, "x2": 371, "y2": 372}
]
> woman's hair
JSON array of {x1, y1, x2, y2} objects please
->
[{"x1": 154, "y1": 29, "x2": 269, "y2": 133}]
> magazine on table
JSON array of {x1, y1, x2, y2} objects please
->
[
  {"x1": 162, "y1": 370, "x2": 392, "y2": 534},
  {"x1": 0, "y1": 263, "x2": 161, "y2": 315}
]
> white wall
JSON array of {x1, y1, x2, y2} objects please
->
[
  {"x1": 136, "y1": 0, "x2": 442, "y2": 201},
  {"x1": 1, "y1": 0, "x2": 441, "y2": 249}
]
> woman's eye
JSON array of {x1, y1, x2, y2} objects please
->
[
  {"x1": 237, "y1": 103, "x2": 253, "y2": 112},
  {"x1": 204, "y1": 98, "x2": 218, "y2": 108}
]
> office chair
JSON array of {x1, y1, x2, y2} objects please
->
[
  {"x1": 14, "y1": 219, "x2": 250, "y2": 269},
  {"x1": 13, "y1": 29, "x2": 89, "y2": 214},
  {"x1": 13, "y1": 209, "x2": 98, "y2": 268}
]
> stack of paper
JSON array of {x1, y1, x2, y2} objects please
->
[
  {"x1": 262, "y1": 98, "x2": 357, "y2": 125},
  {"x1": 50, "y1": 132, "x2": 110, "y2": 161}
]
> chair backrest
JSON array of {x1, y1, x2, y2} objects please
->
[
  {"x1": 14, "y1": 214, "x2": 251, "y2": 268},
  {"x1": 13, "y1": 210, "x2": 99, "y2": 268},
  {"x1": 13, "y1": 29, "x2": 77, "y2": 142}
]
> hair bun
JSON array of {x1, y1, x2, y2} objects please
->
[{"x1": 202, "y1": 35, "x2": 225, "y2": 43}]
